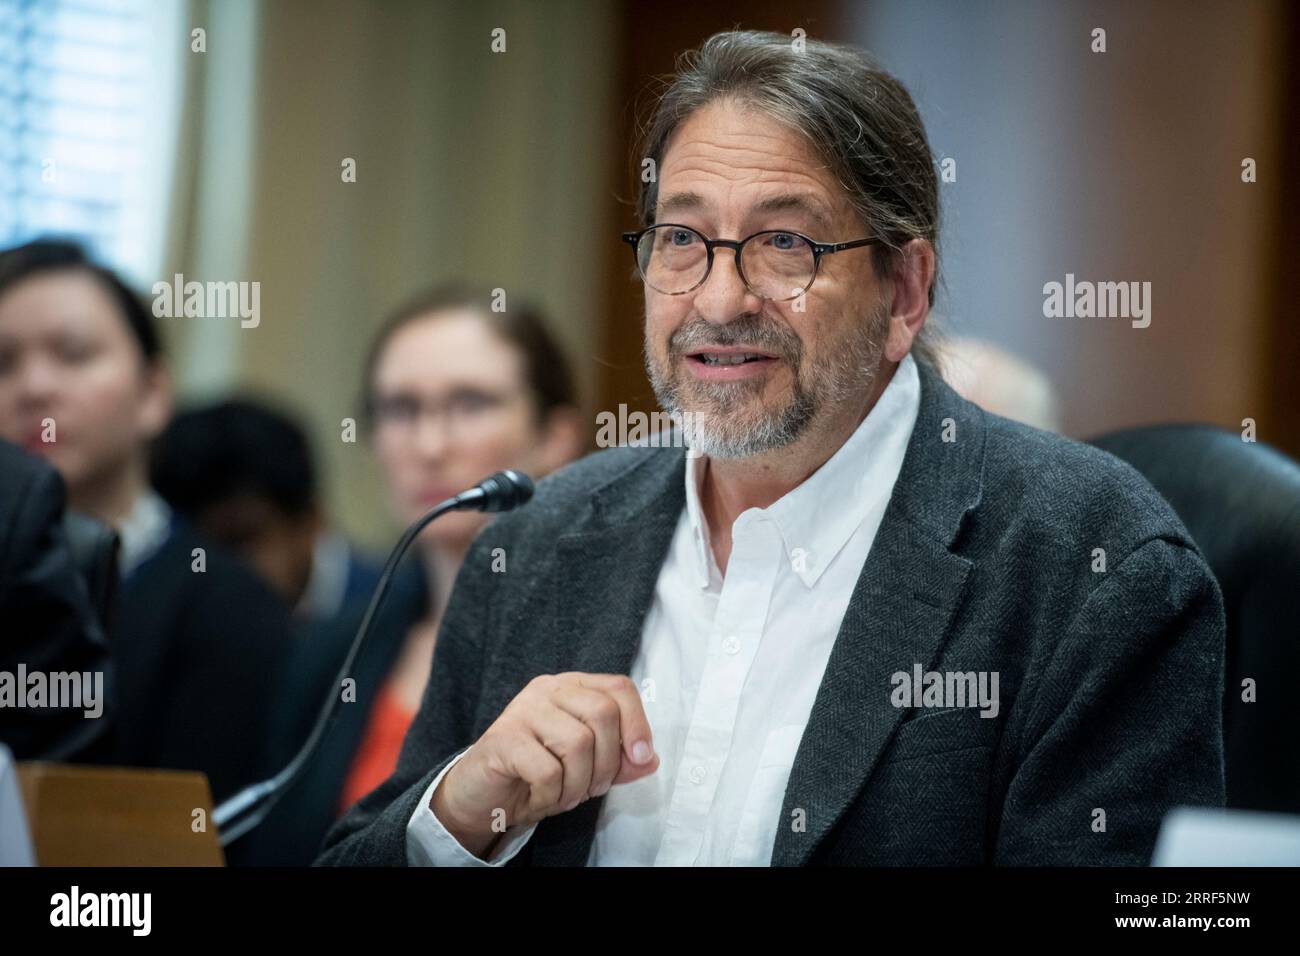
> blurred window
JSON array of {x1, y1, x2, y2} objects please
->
[{"x1": 0, "y1": 0, "x2": 183, "y2": 285}]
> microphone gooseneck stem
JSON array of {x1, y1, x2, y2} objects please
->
[{"x1": 213, "y1": 495, "x2": 461, "y2": 845}]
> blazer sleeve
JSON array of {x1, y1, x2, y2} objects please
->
[
  {"x1": 314, "y1": 522, "x2": 502, "y2": 866},
  {"x1": 993, "y1": 535, "x2": 1226, "y2": 865}
]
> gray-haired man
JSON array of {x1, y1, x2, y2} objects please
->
[{"x1": 318, "y1": 31, "x2": 1223, "y2": 867}]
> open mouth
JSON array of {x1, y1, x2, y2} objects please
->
[
  {"x1": 692, "y1": 353, "x2": 770, "y2": 366},
  {"x1": 686, "y1": 347, "x2": 780, "y2": 367},
  {"x1": 682, "y1": 347, "x2": 782, "y2": 383}
]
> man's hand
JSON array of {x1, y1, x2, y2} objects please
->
[{"x1": 429, "y1": 672, "x2": 659, "y2": 859}]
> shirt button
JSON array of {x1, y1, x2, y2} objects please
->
[
  {"x1": 689, "y1": 765, "x2": 707, "y2": 785},
  {"x1": 722, "y1": 635, "x2": 740, "y2": 655}
]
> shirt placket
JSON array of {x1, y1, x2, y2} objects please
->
[{"x1": 654, "y1": 512, "x2": 780, "y2": 865}]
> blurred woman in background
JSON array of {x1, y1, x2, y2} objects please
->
[{"x1": 264, "y1": 284, "x2": 583, "y2": 863}]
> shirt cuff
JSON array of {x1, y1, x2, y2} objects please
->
[{"x1": 405, "y1": 746, "x2": 539, "y2": 866}]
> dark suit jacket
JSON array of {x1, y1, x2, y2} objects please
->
[
  {"x1": 0, "y1": 440, "x2": 116, "y2": 762},
  {"x1": 113, "y1": 517, "x2": 292, "y2": 805},
  {"x1": 317, "y1": 361, "x2": 1226, "y2": 866}
]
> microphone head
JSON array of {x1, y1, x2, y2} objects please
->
[{"x1": 474, "y1": 470, "x2": 535, "y2": 512}]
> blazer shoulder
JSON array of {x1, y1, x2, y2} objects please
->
[
  {"x1": 541, "y1": 442, "x2": 678, "y2": 498},
  {"x1": 0, "y1": 442, "x2": 65, "y2": 565},
  {"x1": 482, "y1": 443, "x2": 681, "y2": 540},
  {"x1": 977, "y1": 410, "x2": 1197, "y2": 554}
]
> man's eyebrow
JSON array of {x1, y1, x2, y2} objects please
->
[
  {"x1": 752, "y1": 194, "x2": 834, "y2": 230},
  {"x1": 654, "y1": 191, "x2": 835, "y2": 232},
  {"x1": 655, "y1": 191, "x2": 708, "y2": 220}
]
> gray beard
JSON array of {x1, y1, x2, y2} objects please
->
[{"x1": 644, "y1": 302, "x2": 890, "y2": 460}]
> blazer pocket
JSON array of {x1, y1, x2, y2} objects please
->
[
  {"x1": 884, "y1": 707, "x2": 994, "y2": 763},
  {"x1": 730, "y1": 724, "x2": 806, "y2": 866}
]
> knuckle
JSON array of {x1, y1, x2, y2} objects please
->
[
  {"x1": 493, "y1": 716, "x2": 526, "y2": 742},
  {"x1": 611, "y1": 674, "x2": 637, "y2": 695},
  {"x1": 557, "y1": 723, "x2": 595, "y2": 757},
  {"x1": 538, "y1": 762, "x2": 564, "y2": 790},
  {"x1": 525, "y1": 673, "x2": 555, "y2": 694},
  {"x1": 592, "y1": 696, "x2": 620, "y2": 724}
]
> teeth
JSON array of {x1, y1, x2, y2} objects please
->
[{"x1": 701, "y1": 353, "x2": 764, "y2": 365}]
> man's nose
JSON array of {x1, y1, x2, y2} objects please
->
[{"x1": 692, "y1": 246, "x2": 762, "y2": 323}]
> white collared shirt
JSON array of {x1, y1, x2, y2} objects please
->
[{"x1": 407, "y1": 353, "x2": 921, "y2": 866}]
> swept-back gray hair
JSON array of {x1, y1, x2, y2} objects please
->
[{"x1": 635, "y1": 30, "x2": 942, "y2": 369}]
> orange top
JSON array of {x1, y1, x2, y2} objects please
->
[{"x1": 338, "y1": 684, "x2": 417, "y2": 814}]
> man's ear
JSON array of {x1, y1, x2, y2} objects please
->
[
  {"x1": 883, "y1": 238, "x2": 936, "y2": 363},
  {"x1": 138, "y1": 361, "x2": 173, "y2": 442},
  {"x1": 536, "y1": 405, "x2": 587, "y2": 477}
]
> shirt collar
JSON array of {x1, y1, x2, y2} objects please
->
[
  {"x1": 682, "y1": 352, "x2": 921, "y2": 589},
  {"x1": 119, "y1": 489, "x2": 173, "y2": 577}
]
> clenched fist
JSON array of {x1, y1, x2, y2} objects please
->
[{"x1": 430, "y1": 672, "x2": 659, "y2": 859}]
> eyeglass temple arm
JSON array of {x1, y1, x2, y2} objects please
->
[{"x1": 818, "y1": 237, "x2": 881, "y2": 254}]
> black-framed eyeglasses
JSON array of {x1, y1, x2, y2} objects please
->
[{"x1": 621, "y1": 223, "x2": 881, "y2": 301}]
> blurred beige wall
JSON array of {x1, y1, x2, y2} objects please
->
[
  {"x1": 166, "y1": 0, "x2": 618, "y2": 549},
  {"x1": 858, "y1": 0, "x2": 1286, "y2": 442}
]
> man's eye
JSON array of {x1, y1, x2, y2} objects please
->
[
  {"x1": 767, "y1": 232, "x2": 799, "y2": 251},
  {"x1": 668, "y1": 229, "x2": 697, "y2": 246}
]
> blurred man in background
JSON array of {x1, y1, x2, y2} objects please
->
[
  {"x1": 938, "y1": 336, "x2": 1062, "y2": 433},
  {"x1": 150, "y1": 397, "x2": 381, "y2": 623},
  {"x1": 0, "y1": 239, "x2": 291, "y2": 807}
]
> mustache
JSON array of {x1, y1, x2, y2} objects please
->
[{"x1": 668, "y1": 314, "x2": 801, "y2": 359}]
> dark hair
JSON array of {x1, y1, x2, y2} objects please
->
[
  {"x1": 0, "y1": 238, "x2": 162, "y2": 364},
  {"x1": 635, "y1": 30, "x2": 942, "y2": 366},
  {"x1": 361, "y1": 283, "x2": 577, "y2": 426},
  {"x1": 151, "y1": 398, "x2": 316, "y2": 519}
]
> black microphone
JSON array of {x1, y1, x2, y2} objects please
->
[
  {"x1": 212, "y1": 470, "x2": 535, "y2": 845},
  {"x1": 450, "y1": 469, "x2": 535, "y2": 513}
]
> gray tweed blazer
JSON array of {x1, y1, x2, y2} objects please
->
[{"x1": 316, "y1": 360, "x2": 1225, "y2": 866}]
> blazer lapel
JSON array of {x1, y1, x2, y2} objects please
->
[
  {"x1": 772, "y1": 363, "x2": 987, "y2": 866},
  {"x1": 526, "y1": 447, "x2": 687, "y2": 866},
  {"x1": 769, "y1": 516, "x2": 973, "y2": 865}
]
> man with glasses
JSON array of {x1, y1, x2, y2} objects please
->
[{"x1": 319, "y1": 30, "x2": 1224, "y2": 867}]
